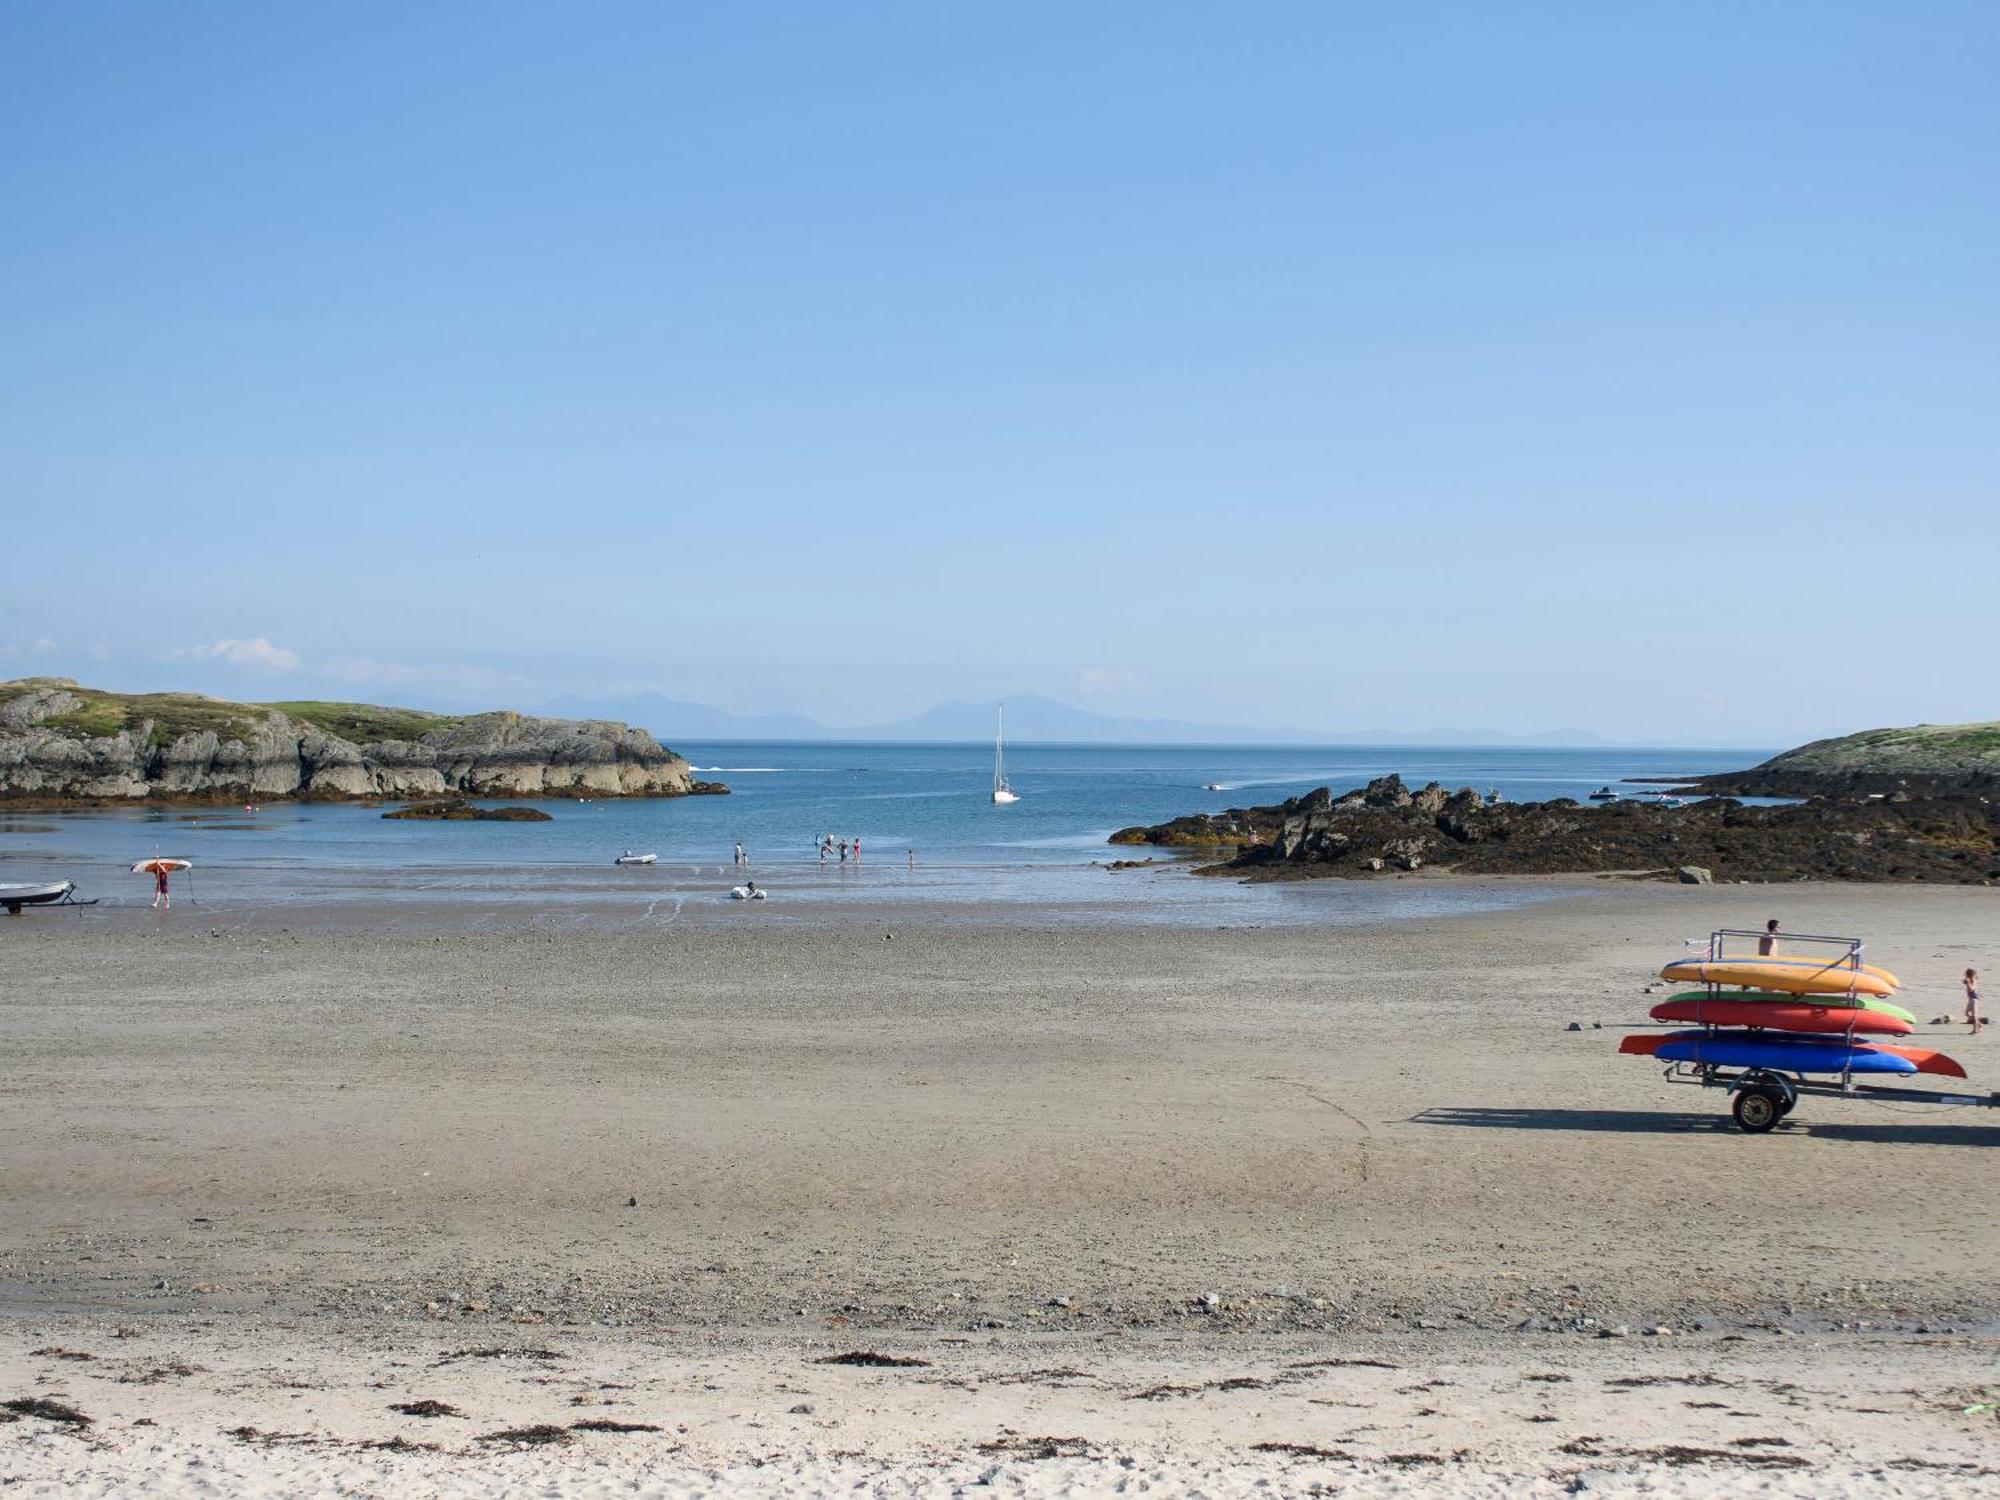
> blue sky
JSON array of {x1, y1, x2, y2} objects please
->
[{"x1": 2, "y1": 3, "x2": 1994, "y2": 744}]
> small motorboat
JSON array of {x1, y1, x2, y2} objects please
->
[
  {"x1": 729, "y1": 882, "x2": 767, "y2": 901},
  {"x1": 1, "y1": 880, "x2": 78, "y2": 915},
  {"x1": 1201, "y1": 782, "x2": 1228, "y2": 792},
  {"x1": 1588, "y1": 787, "x2": 1618, "y2": 801},
  {"x1": 614, "y1": 851, "x2": 657, "y2": 865}
]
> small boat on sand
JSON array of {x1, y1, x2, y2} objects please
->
[
  {"x1": 1, "y1": 880, "x2": 78, "y2": 915},
  {"x1": 614, "y1": 851, "x2": 657, "y2": 865}
]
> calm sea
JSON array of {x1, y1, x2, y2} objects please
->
[{"x1": 0, "y1": 743, "x2": 1766, "y2": 926}]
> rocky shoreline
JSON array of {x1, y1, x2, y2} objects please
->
[
  {"x1": 1113, "y1": 773, "x2": 2000, "y2": 884},
  {"x1": 0, "y1": 678, "x2": 722, "y2": 804}
]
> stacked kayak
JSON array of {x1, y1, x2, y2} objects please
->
[
  {"x1": 1657, "y1": 956, "x2": 1900, "y2": 998},
  {"x1": 1624, "y1": 944, "x2": 1967, "y2": 1079}
]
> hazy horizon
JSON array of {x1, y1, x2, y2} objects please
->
[{"x1": 5, "y1": 5, "x2": 1994, "y2": 745}]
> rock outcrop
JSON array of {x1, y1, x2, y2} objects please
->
[
  {"x1": 382, "y1": 802, "x2": 554, "y2": 821},
  {"x1": 0, "y1": 678, "x2": 716, "y2": 804},
  {"x1": 1689, "y1": 720, "x2": 2000, "y2": 799},
  {"x1": 1112, "y1": 774, "x2": 2000, "y2": 884}
]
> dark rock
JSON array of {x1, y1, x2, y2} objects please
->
[
  {"x1": 1363, "y1": 774, "x2": 1413, "y2": 809},
  {"x1": 1385, "y1": 837, "x2": 1428, "y2": 871},
  {"x1": 383, "y1": 802, "x2": 553, "y2": 821},
  {"x1": 1114, "y1": 773, "x2": 2000, "y2": 885}
]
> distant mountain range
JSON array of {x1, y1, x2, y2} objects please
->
[{"x1": 539, "y1": 692, "x2": 1613, "y2": 747}]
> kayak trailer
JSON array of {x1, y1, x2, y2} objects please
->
[{"x1": 1655, "y1": 1061, "x2": 2000, "y2": 1133}]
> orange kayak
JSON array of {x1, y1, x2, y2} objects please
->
[{"x1": 1649, "y1": 997, "x2": 1913, "y2": 1037}]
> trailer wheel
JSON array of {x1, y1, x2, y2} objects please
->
[{"x1": 1732, "y1": 1087, "x2": 1784, "y2": 1133}]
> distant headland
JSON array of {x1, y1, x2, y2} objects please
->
[
  {"x1": 1683, "y1": 720, "x2": 2000, "y2": 799},
  {"x1": 0, "y1": 678, "x2": 727, "y2": 805}
]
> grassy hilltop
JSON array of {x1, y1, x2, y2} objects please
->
[
  {"x1": 1754, "y1": 721, "x2": 2000, "y2": 777},
  {"x1": 15, "y1": 680, "x2": 471, "y2": 749}
]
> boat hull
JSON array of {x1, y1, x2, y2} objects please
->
[{"x1": 0, "y1": 881, "x2": 73, "y2": 909}]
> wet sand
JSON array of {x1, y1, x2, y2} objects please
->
[{"x1": 2, "y1": 880, "x2": 1996, "y2": 1493}]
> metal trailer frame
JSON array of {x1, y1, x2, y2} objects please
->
[
  {"x1": 1655, "y1": 1060, "x2": 2000, "y2": 1132},
  {"x1": 1706, "y1": 925, "x2": 1870, "y2": 972}
]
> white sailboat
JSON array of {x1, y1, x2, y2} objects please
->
[{"x1": 990, "y1": 703, "x2": 1019, "y2": 804}]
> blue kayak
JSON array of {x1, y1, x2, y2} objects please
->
[{"x1": 1655, "y1": 1029, "x2": 1917, "y2": 1075}]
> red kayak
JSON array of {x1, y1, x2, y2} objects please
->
[
  {"x1": 1649, "y1": 997, "x2": 1913, "y2": 1037},
  {"x1": 1619, "y1": 1032, "x2": 1966, "y2": 1078}
]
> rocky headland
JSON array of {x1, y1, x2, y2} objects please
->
[
  {"x1": 0, "y1": 678, "x2": 724, "y2": 804},
  {"x1": 1112, "y1": 772, "x2": 2000, "y2": 884},
  {"x1": 1679, "y1": 719, "x2": 2000, "y2": 799}
]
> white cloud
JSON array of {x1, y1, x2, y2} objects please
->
[
  {"x1": 175, "y1": 637, "x2": 302, "y2": 672},
  {"x1": 30, "y1": 637, "x2": 56, "y2": 652},
  {"x1": 87, "y1": 642, "x2": 112, "y2": 661}
]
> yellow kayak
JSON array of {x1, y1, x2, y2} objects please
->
[{"x1": 1660, "y1": 957, "x2": 1899, "y2": 998}]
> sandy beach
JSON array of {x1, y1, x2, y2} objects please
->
[{"x1": 4, "y1": 879, "x2": 1996, "y2": 1494}]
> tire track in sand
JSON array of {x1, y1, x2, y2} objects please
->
[{"x1": 1262, "y1": 1075, "x2": 1372, "y2": 1184}]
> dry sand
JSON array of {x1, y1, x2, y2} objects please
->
[{"x1": 2, "y1": 879, "x2": 1996, "y2": 1493}]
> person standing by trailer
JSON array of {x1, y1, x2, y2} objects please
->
[
  {"x1": 153, "y1": 863, "x2": 171, "y2": 910},
  {"x1": 1966, "y1": 969, "x2": 1984, "y2": 1033},
  {"x1": 1757, "y1": 919, "x2": 1780, "y2": 956}
]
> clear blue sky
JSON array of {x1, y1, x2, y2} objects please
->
[{"x1": 3, "y1": 3, "x2": 1994, "y2": 744}]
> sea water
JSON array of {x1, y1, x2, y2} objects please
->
[{"x1": 0, "y1": 742, "x2": 1768, "y2": 926}]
